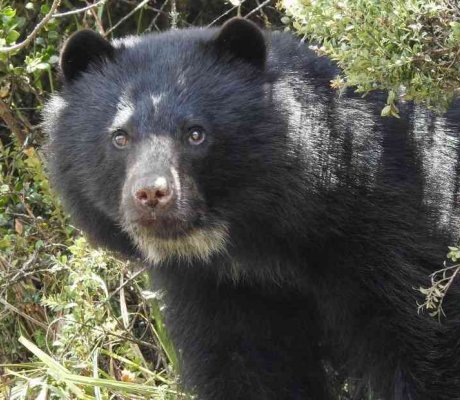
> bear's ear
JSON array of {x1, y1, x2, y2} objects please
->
[
  {"x1": 60, "y1": 30, "x2": 115, "y2": 82},
  {"x1": 214, "y1": 18, "x2": 266, "y2": 68}
]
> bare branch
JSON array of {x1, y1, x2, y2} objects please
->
[
  {"x1": 146, "y1": 0, "x2": 170, "y2": 32},
  {"x1": 120, "y1": 0, "x2": 169, "y2": 16},
  {"x1": 52, "y1": 0, "x2": 106, "y2": 18},
  {"x1": 0, "y1": 298, "x2": 48, "y2": 329},
  {"x1": 88, "y1": 2, "x2": 106, "y2": 35},
  {"x1": 0, "y1": 0, "x2": 62, "y2": 53},
  {"x1": 244, "y1": 0, "x2": 272, "y2": 18},
  {"x1": 105, "y1": 0, "x2": 150, "y2": 36},
  {"x1": 108, "y1": 266, "x2": 147, "y2": 301},
  {"x1": 207, "y1": 0, "x2": 249, "y2": 28}
]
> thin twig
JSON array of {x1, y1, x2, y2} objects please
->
[
  {"x1": 52, "y1": 0, "x2": 105, "y2": 18},
  {"x1": 88, "y1": 2, "x2": 106, "y2": 35},
  {"x1": 170, "y1": 0, "x2": 178, "y2": 29},
  {"x1": 244, "y1": 0, "x2": 272, "y2": 18},
  {"x1": 107, "y1": 266, "x2": 147, "y2": 301},
  {"x1": 207, "y1": 1, "x2": 248, "y2": 27},
  {"x1": 0, "y1": 0, "x2": 61, "y2": 53},
  {"x1": 46, "y1": 316, "x2": 158, "y2": 349},
  {"x1": 105, "y1": 0, "x2": 150, "y2": 36},
  {"x1": 146, "y1": 0, "x2": 170, "y2": 32},
  {"x1": 0, "y1": 298, "x2": 48, "y2": 329},
  {"x1": 253, "y1": 0, "x2": 268, "y2": 19},
  {"x1": 120, "y1": 0, "x2": 168, "y2": 15},
  {"x1": 437, "y1": 266, "x2": 460, "y2": 318}
]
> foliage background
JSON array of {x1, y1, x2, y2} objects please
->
[
  {"x1": 283, "y1": 0, "x2": 460, "y2": 116},
  {"x1": 0, "y1": 1, "x2": 281, "y2": 399}
]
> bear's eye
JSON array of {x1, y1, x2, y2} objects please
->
[
  {"x1": 112, "y1": 130, "x2": 130, "y2": 149},
  {"x1": 188, "y1": 126, "x2": 206, "y2": 146}
]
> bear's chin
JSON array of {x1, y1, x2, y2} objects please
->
[
  {"x1": 134, "y1": 216, "x2": 197, "y2": 240},
  {"x1": 123, "y1": 222, "x2": 230, "y2": 264}
]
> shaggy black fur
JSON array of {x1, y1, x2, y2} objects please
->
[{"x1": 44, "y1": 18, "x2": 460, "y2": 400}]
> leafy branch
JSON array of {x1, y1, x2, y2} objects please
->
[
  {"x1": 418, "y1": 247, "x2": 460, "y2": 319},
  {"x1": 0, "y1": 0, "x2": 61, "y2": 53}
]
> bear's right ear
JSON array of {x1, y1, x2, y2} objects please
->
[{"x1": 60, "y1": 30, "x2": 114, "y2": 82}]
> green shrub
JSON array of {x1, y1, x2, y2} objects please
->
[{"x1": 282, "y1": 0, "x2": 460, "y2": 115}]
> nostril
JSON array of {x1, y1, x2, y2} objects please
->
[
  {"x1": 135, "y1": 189, "x2": 149, "y2": 202},
  {"x1": 155, "y1": 188, "x2": 168, "y2": 199},
  {"x1": 155, "y1": 186, "x2": 173, "y2": 206}
]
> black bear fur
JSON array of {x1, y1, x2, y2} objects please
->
[{"x1": 44, "y1": 18, "x2": 460, "y2": 400}]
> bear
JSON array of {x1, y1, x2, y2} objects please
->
[{"x1": 43, "y1": 18, "x2": 460, "y2": 400}]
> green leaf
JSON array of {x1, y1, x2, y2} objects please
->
[
  {"x1": 381, "y1": 105, "x2": 391, "y2": 117},
  {"x1": 0, "y1": 236, "x2": 11, "y2": 250},
  {"x1": 2, "y1": 7, "x2": 16, "y2": 18},
  {"x1": 48, "y1": 30, "x2": 58, "y2": 40},
  {"x1": 40, "y1": 4, "x2": 50, "y2": 14},
  {"x1": 6, "y1": 29, "x2": 20, "y2": 44}
]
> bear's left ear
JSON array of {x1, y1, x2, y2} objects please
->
[
  {"x1": 214, "y1": 18, "x2": 266, "y2": 68},
  {"x1": 60, "y1": 30, "x2": 115, "y2": 82}
]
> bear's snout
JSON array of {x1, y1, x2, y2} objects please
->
[{"x1": 134, "y1": 176, "x2": 174, "y2": 210}]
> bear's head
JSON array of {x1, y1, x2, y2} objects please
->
[{"x1": 44, "y1": 19, "x2": 296, "y2": 265}]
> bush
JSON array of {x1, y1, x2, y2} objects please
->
[{"x1": 282, "y1": 0, "x2": 460, "y2": 115}]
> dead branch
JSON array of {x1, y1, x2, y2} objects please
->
[{"x1": 52, "y1": 0, "x2": 106, "y2": 18}]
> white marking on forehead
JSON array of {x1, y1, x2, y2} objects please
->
[
  {"x1": 151, "y1": 94, "x2": 164, "y2": 107},
  {"x1": 111, "y1": 96, "x2": 134, "y2": 128}
]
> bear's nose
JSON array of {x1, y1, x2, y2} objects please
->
[{"x1": 134, "y1": 177, "x2": 174, "y2": 209}]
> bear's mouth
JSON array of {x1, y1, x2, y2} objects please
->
[
  {"x1": 132, "y1": 214, "x2": 198, "y2": 239},
  {"x1": 122, "y1": 213, "x2": 230, "y2": 264}
]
